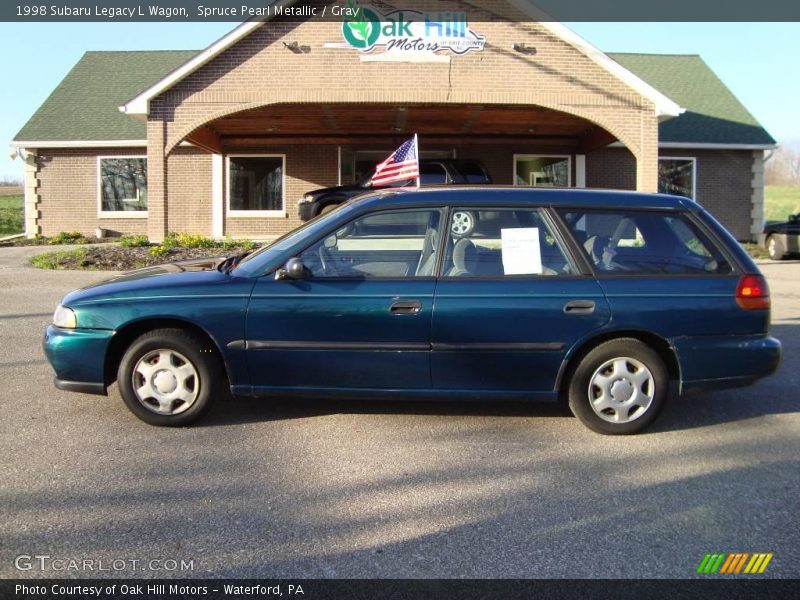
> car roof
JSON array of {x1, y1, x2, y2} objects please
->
[{"x1": 351, "y1": 186, "x2": 692, "y2": 211}]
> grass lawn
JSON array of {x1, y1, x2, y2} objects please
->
[
  {"x1": 0, "y1": 195, "x2": 24, "y2": 236},
  {"x1": 765, "y1": 186, "x2": 800, "y2": 223}
]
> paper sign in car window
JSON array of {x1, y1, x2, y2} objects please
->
[{"x1": 501, "y1": 227, "x2": 543, "y2": 275}]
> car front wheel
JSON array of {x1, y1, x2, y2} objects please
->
[
  {"x1": 767, "y1": 235, "x2": 786, "y2": 260},
  {"x1": 567, "y1": 338, "x2": 668, "y2": 435},
  {"x1": 117, "y1": 328, "x2": 220, "y2": 426}
]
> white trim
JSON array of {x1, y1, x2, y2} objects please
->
[
  {"x1": 226, "y1": 153, "x2": 286, "y2": 218},
  {"x1": 658, "y1": 156, "x2": 697, "y2": 201},
  {"x1": 658, "y1": 142, "x2": 777, "y2": 150},
  {"x1": 513, "y1": 154, "x2": 572, "y2": 187},
  {"x1": 337, "y1": 146, "x2": 342, "y2": 186},
  {"x1": 575, "y1": 154, "x2": 586, "y2": 188},
  {"x1": 97, "y1": 155, "x2": 148, "y2": 218},
  {"x1": 212, "y1": 154, "x2": 224, "y2": 237},
  {"x1": 609, "y1": 141, "x2": 778, "y2": 150},
  {"x1": 120, "y1": 2, "x2": 294, "y2": 116},
  {"x1": 14, "y1": 140, "x2": 146, "y2": 149},
  {"x1": 98, "y1": 213, "x2": 148, "y2": 220}
]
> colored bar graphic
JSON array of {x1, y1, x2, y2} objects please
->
[{"x1": 700, "y1": 552, "x2": 773, "y2": 575}]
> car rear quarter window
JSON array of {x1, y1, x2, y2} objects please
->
[{"x1": 558, "y1": 209, "x2": 732, "y2": 275}]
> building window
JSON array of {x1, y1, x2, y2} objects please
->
[
  {"x1": 228, "y1": 155, "x2": 285, "y2": 215},
  {"x1": 514, "y1": 155, "x2": 571, "y2": 187},
  {"x1": 659, "y1": 157, "x2": 696, "y2": 199},
  {"x1": 99, "y1": 157, "x2": 147, "y2": 214}
]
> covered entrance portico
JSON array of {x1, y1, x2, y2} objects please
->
[
  {"x1": 162, "y1": 101, "x2": 654, "y2": 240},
  {"x1": 123, "y1": 13, "x2": 680, "y2": 241}
]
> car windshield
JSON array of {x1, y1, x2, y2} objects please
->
[
  {"x1": 233, "y1": 210, "x2": 345, "y2": 276},
  {"x1": 453, "y1": 161, "x2": 489, "y2": 183}
]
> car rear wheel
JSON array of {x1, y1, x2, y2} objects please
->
[
  {"x1": 767, "y1": 235, "x2": 786, "y2": 260},
  {"x1": 567, "y1": 338, "x2": 668, "y2": 435},
  {"x1": 117, "y1": 328, "x2": 220, "y2": 426}
]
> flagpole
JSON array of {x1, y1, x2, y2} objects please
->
[{"x1": 414, "y1": 134, "x2": 421, "y2": 189}]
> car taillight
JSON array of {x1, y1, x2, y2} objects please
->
[{"x1": 736, "y1": 274, "x2": 770, "y2": 310}]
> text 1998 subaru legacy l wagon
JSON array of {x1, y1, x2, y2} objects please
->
[{"x1": 44, "y1": 188, "x2": 781, "y2": 434}]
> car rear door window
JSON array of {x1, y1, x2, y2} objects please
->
[
  {"x1": 442, "y1": 208, "x2": 576, "y2": 277},
  {"x1": 558, "y1": 209, "x2": 732, "y2": 275}
]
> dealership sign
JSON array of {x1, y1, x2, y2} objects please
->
[{"x1": 341, "y1": 2, "x2": 486, "y2": 56}]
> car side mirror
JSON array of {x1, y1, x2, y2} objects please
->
[{"x1": 275, "y1": 257, "x2": 305, "y2": 281}]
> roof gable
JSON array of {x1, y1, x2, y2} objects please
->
[
  {"x1": 120, "y1": 2, "x2": 682, "y2": 119},
  {"x1": 13, "y1": 35, "x2": 774, "y2": 149},
  {"x1": 13, "y1": 50, "x2": 197, "y2": 144},
  {"x1": 609, "y1": 53, "x2": 776, "y2": 147}
]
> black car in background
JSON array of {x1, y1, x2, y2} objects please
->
[
  {"x1": 763, "y1": 213, "x2": 800, "y2": 259},
  {"x1": 298, "y1": 159, "x2": 492, "y2": 236}
]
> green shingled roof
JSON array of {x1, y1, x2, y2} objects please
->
[
  {"x1": 609, "y1": 53, "x2": 775, "y2": 146},
  {"x1": 14, "y1": 50, "x2": 198, "y2": 142},
  {"x1": 15, "y1": 49, "x2": 775, "y2": 147}
]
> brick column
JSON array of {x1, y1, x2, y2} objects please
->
[
  {"x1": 147, "y1": 120, "x2": 168, "y2": 242},
  {"x1": 23, "y1": 150, "x2": 40, "y2": 238},
  {"x1": 750, "y1": 150, "x2": 765, "y2": 243},
  {"x1": 635, "y1": 112, "x2": 659, "y2": 193}
]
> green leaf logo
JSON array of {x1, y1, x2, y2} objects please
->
[{"x1": 342, "y1": 1, "x2": 381, "y2": 50}]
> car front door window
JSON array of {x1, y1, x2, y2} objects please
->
[{"x1": 299, "y1": 209, "x2": 443, "y2": 279}]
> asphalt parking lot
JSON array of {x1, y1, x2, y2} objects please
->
[{"x1": 0, "y1": 246, "x2": 797, "y2": 579}]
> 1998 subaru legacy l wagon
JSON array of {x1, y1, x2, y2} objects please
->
[{"x1": 43, "y1": 188, "x2": 781, "y2": 434}]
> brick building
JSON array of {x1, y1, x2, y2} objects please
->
[{"x1": 13, "y1": 1, "x2": 775, "y2": 241}]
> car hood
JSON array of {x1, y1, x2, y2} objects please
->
[
  {"x1": 767, "y1": 215, "x2": 800, "y2": 231},
  {"x1": 62, "y1": 255, "x2": 236, "y2": 305}
]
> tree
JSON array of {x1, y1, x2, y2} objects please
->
[{"x1": 765, "y1": 141, "x2": 800, "y2": 186}]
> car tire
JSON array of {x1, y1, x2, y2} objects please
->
[
  {"x1": 567, "y1": 338, "x2": 668, "y2": 435},
  {"x1": 117, "y1": 328, "x2": 221, "y2": 426},
  {"x1": 767, "y1": 235, "x2": 786, "y2": 260},
  {"x1": 451, "y1": 210, "x2": 476, "y2": 238}
]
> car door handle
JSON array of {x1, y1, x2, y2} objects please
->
[
  {"x1": 563, "y1": 300, "x2": 596, "y2": 315},
  {"x1": 390, "y1": 300, "x2": 422, "y2": 315}
]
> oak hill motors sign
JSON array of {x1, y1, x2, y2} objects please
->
[{"x1": 341, "y1": 1, "x2": 486, "y2": 56}]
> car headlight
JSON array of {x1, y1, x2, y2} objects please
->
[
  {"x1": 53, "y1": 305, "x2": 77, "y2": 329},
  {"x1": 299, "y1": 194, "x2": 314, "y2": 204}
]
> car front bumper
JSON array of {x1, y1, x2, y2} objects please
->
[{"x1": 43, "y1": 325, "x2": 114, "y2": 396}]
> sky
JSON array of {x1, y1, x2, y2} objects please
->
[{"x1": 1, "y1": 21, "x2": 799, "y2": 181}]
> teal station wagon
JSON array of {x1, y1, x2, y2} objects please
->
[{"x1": 44, "y1": 188, "x2": 781, "y2": 434}]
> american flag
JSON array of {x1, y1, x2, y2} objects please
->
[{"x1": 371, "y1": 137, "x2": 420, "y2": 186}]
